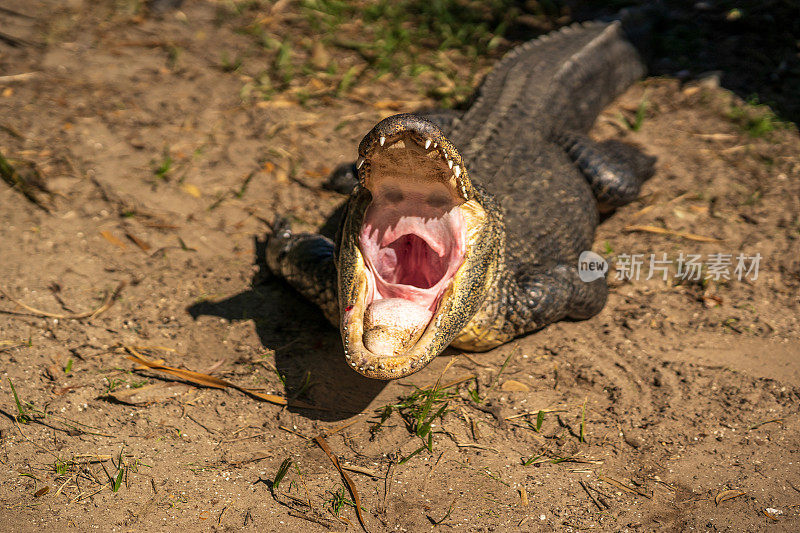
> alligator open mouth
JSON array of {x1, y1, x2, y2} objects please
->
[
  {"x1": 358, "y1": 134, "x2": 467, "y2": 357},
  {"x1": 339, "y1": 115, "x2": 482, "y2": 378}
]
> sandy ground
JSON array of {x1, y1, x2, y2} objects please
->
[{"x1": 0, "y1": 1, "x2": 799, "y2": 531}]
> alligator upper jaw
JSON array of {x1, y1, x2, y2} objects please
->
[{"x1": 341, "y1": 114, "x2": 477, "y2": 379}]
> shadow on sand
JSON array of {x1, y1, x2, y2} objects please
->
[{"x1": 187, "y1": 236, "x2": 387, "y2": 422}]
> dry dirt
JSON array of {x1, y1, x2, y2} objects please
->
[{"x1": 1, "y1": 1, "x2": 799, "y2": 532}]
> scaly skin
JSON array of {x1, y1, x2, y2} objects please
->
[{"x1": 267, "y1": 20, "x2": 654, "y2": 380}]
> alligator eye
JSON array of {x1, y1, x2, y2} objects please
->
[
  {"x1": 384, "y1": 188, "x2": 404, "y2": 203},
  {"x1": 426, "y1": 193, "x2": 450, "y2": 208}
]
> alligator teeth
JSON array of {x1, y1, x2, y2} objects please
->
[
  {"x1": 447, "y1": 159, "x2": 453, "y2": 169},
  {"x1": 424, "y1": 139, "x2": 432, "y2": 149},
  {"x1": 379, "y1": 136, "x2": 386, "y2": 146},
  {"x1": 350, "y1": 362, "x2": 356, "y2": 367},
  {"x1": 345, "y1": 353, "x2": 351, "y2": 359},
  {"x1": 356, "y1": 157, "x2": 365, "y2": 169},
  {"x1": 453, "y1": 165, "x2": 461, "y2": 178},
  {"x1": 378, "y1": 363, "x2": 385, "y2": 370},
  {"x1": 367, "y1": 365, "x2": 374, "y2": 371},
  {"x1": 433, "y1": 142, "x2": 438, "y2": 148}
]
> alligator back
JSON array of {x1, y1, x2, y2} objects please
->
[
  {"x1": 451, "y1": 21, "x2": 644, "y2": 160},
  {"x1": 450, "y1": 21, "x2": 645, "y2": 268}
]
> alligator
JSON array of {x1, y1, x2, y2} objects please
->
[{"x1": 267, "y1": 19, "x2": 655, "y2": 380}]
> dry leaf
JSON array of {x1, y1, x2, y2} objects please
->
[
  {"x1": 180, "y1": 183, "x2": 201, "y2": 198},
  {"x1": 256, "y1": 98, "x2": 296, "y2": 109},
  {"x1": 501, "y1": 379, "x2": 530, "y2": 392},
  {"x1": 310, "y1": 41, "x2": 330, "y2": 69},
  {"x1": 125, "y1": 348, "x2": 325, "y2": 411},
  {"x1": 715, "y1": 490, "x2": 745, "y2": 505},
  {"x1": 315, "y1": 435, "x2": 369, "y2": 532},
  {"x1": 100, "y1": 230, "x2": 127, "y2": 249}
]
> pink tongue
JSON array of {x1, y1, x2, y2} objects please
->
[{"x1": 363, "y1": 298, "x2": 432, "y2": 356}]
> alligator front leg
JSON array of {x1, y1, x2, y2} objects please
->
[
  {"x1": 266, "y1": 219, "x2": 339, "y2": 325},
  {"x1": 453, "y1": 262, "x2": 607, "y2": 351},
  {"x1": 557, "y1": 131, "x2": 655, "y2": 209},
  {"x1": 512, "y1": 263, "x2": 608, "y2": 328}
]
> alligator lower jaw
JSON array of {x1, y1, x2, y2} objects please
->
[
  {"x1": 340, "y1": 272, "x2": 458, "y2": 378},
  {"x1": 341, "y1": 198, "x2": 486, "y2": 379}
]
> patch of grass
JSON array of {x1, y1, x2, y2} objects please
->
[
  {"x1": 726, "y1": 96, "x2": 793, "y2": 138},
  {"x1": 103, "y1": 377, "x2": 126, "y2": 394},
  {"x1": 238, "y1": 0, "x2": 546, "y2": 105},
  {"x1": 273, "y1": 40, "x2": 294, "y2": 86},
  {"x1": 522, "y1": 453, "x2": 545, "y2": 466},
  {"x1": 219, "y1": 51, "x2": 244, "y2": 73},
  {"x1": 152, "y1": 150, "x2": 173, "y2": 181},
  {"x1": 620, "y1": 92, "x2": 648, "y2": 131},
  {"x1": 53, "y1": 458, "x2": 70, "y2": 477},
  {"x1": 271, "y1": 458, "x2": 293, "y2": 493},
  {"x1": 325, "y1": 484, "x2": 359, "y2": 516},
  {"x1": 370, "y1": 373, "x2": 459, "y2": 463},
  {"x1": 534, "y1": 409, "x2": 545, "y2": 432},
  {"x1": 7, "y1": 378, "x2": 31, "y2": 424},
  {"x1": 102, "y1": 448, "x2": 148, "y2": 494},
  {"x1": 336, "y1": 65, "x2": 360, "y2": 96},
  {"x1": 469, "y1": 348, "x2": 517, "y2": 403},
  {"x1": 632, "y1": 92, "x2": 648, "y2": 131},
  {"x1": 397, "y1": 385, "x2": 453, "y2": 463}
]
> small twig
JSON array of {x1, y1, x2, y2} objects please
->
[
  {"x1": 0, "y1": 71, "x2": 40, "y2": 83},
  {"x1": 0, "y1": 281, "x2": 126, "y2": 319},
  {"x1": 314, "y1": 435, "x2": 369, "y2": 533},
  {"x1": 421, "y1": 373, "x2": 476, "y2": 391},
  {"x1": 599, "y1": 475, "x2": 652, "y2": 499},
  {"x1": 459, "y1": 353, "x2": 492, "y2": 368},
  {"x1": 341, "y1": 464, "x2": 380, "y2": 478},
  {"x1": 185, "y1": 413, "x2": 218, "y2": 435},
  {"x1": 623, "y1": 224, "x2": 721, "y2": 243},
  {"x1": 287, "y1": 510, "x2": 336, "y2": 528},
  {"x1": 324, "y1": 417, "x2": 361, "y2": 437},
  {"x1": 426, "y1": 451, "x2": 445, "y2": 480},
  {"x1": 579, "y1": 480, "x2": 605, "y2": 510},
  {"x1": 217, "y1": 501, "x2": 231, "y2": 525},
  {"x1": 485, "y1": 348, "x2": 519, "y2": 396},
  {"x1": 454, "y1": 442, "x2": 499, "y2": 452},
  {"x1": 219, "y1": 431, "x2": 268, "y2": 444},
  {"x1": 380, "y1": 455, "x2": 396, "y2": 515},
  {"x1": 279, "y1": 425, "x2": 310, "y2": 440}
]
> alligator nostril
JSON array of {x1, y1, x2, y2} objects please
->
[
  {"x1": 384, "y1": 189, "x2": 404, "y2": 203},
  {"x1": 427, "y1": 193, "x2": 451, "y2": 208}
]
